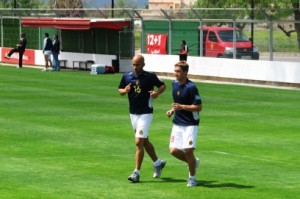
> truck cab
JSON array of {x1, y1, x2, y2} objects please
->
[{"x1": 199, "y1": 26, "x2": 259, "y2": 60}]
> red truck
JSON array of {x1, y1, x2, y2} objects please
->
[{"x1": 199, "y1": 26, "x2": 259, "y2": 60}]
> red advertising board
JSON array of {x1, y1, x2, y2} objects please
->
[
  {"x1": 146, "y1": 34, "x2": 167, "y2": 54},
  {"x1": 1, "y1": 47, "x2": 35, "y2": 65}
]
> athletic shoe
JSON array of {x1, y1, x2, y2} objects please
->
[
  {"x1": 42, "y1": 68, "x2": 48, "y2": 71},
  {"x1": 4, "y1": 56, "x2": 10, "y2": 59},
  {"x1": 153, "y1": 160, "x2": 166, "y2": 178},
  {"x1": 187, "y1": 178, "x2": 197, "y2": 187},
  {"x1": 128, "y1": 171, "x2": 140, "y2": 183},
  {"x1": 17, "y1": 66, "x2": 22, "y2": 69}
]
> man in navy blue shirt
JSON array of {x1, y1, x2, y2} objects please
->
[
  {"x1": 118, "y1": 54, "x2": 166, "y2": 183},
  {"x1": 166, "y1": 61, "x2": 202, "y2": 187}
]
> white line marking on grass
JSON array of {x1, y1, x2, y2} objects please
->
[
  {"x1": 205, "y1": 151, "x2": 293, "y2": 166},
  {"x1": 213, "y1": 151, "x2": 230, "y2": 155}
]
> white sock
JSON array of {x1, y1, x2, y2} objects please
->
[
  {"x1": 153, "y1": 159, "x2": 161, "y2": 167},
  {"x1": 134, "y1": 169, "x2": 140, "y2": 175},
  {"x1": 189, "y1": 175, "x2": 196, "y2": 179}
]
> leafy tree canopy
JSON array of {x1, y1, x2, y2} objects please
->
[{"x1": 0, "y1": 0, "x2": 44, "y2": 8}]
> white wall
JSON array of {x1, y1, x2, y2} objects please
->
[
  {"x1": 35, "y1": 51, "x2": 117, "y2": 68},
  {"x1": 140, "y1": 54, "x2": 300, "y2": 84},
  {"x1": 119, "y1": 59, "x2": 132, "y2": 73},
  {"x1": 2, "y1": 47, "x2": 299, "y2": 86}
]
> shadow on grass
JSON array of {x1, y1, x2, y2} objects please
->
[
  {"x1": 138, "y1": 178, "x2": 254, "y2": 189},
  {"x1": 198, "y1": 180, "x2": 254, "y2": 189},
  {"x1": 161, "y1": 177, "x2": 186, "y2": 183},
  {"x1": 137, "y1": 177, "x2": 186, "y2": 183}
]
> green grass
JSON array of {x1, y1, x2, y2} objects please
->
[
  {"x1": 245, "y1": 30, "x2": 299, "y2": 52},
  {"x1": 0, "y1": 65, "x2": 299, "y2": 199}
]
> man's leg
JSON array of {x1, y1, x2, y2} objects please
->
[
  {"x1": 170, "y1": 147, "x2": 188, "y2": 163},
  {"x1": 185, "y1": 148, "x2": 198, "y2": 187},
  {"x1": 144, "y1": 138, "x2": 158, "y2": 162},
  {"x1": 18, "y1": 51, "x2": 24, "y2": 68},
  {"x1": 184, "y1": 148, "x2": 196, "y2": 176},
  {"x1": 56, "y1": 56, "x2": 61, "y2": 70},
  {"x1": 52, "y1": 54, "x2": 56, "y2": 70},
  {"x1": 53, "y1": 53, "x2": 58, "y2": 70},
  {"x1": 44, "y1": 55, "x2": 49, "y2": 69},
  {"x1": 49, "y1": 56, "x2": 53, "y2": 68},
  {"x1": 6, "y1": 48, "x2": 18, "y2": 58},
  {"x1": 128, "y1": 137, "x2": 145, "y2": 183},
  {"x1": 144, "y1": 138, "x2": 166, "y2": 178},
  {"x1": 135, "y1": 137, "x2": 145, "y2": 170}
]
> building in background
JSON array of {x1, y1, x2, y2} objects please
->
[{"x1": 148, "y1": 0, "x2": 196, "y2": 9}]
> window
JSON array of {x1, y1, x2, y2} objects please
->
[{"x1": 208, "y1": 31, "x2": 218, "y2": 42}]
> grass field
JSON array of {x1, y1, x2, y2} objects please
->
[
  {"x1": 245, "y1": 30, "x2": 299, "y2": 52},
  {"x1": 0, "y1": 65, "x2": 299, "y2": 199}
]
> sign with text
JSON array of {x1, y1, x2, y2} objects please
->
[
  {"x1": 146, "y1": 34, "x2": 167, "y2": 54},
  {"x1": 1, "y1": 47, "x2": 35, "y2": 65}
]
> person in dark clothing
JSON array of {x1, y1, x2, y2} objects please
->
[
  {"x1": 178, "y1": 40, "x2": 189, "y2": 61},
  {"x1": 52, "y1": 34, "x2": 60, "y2": 71},
  {"x1": 118, "y1": 54, "x2": 167, "y2": 183},
  {"x1": 5, "y1": 32, "x2": 27, "y2": 68},
  {"x1": 42, "y1": 33, "x2": 53, "y2": 71},
  {"x1": 166, "y1": 61, "x2": 202, "y2": 187}
]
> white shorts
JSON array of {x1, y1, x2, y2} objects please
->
[
  {"x1": 130, "y1": 114, "x2": 153, "y2": 138},
  {"x1": 169, "y1": 124, "x2": 198, "y2": 149},
  {"x1": 44, "y1": 50, "x2": 52, "y2": 57}
]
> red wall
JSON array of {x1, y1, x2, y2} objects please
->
[{"x1": 1, "y1": 48, "x2": 35, "y2": 65}]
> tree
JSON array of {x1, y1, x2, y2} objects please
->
[
  {"x1": 104, "y1": 0, "x2": 139, "y2": 18},
  {"x1": 0, "y1": 0, "x2": 43, "y2": 8},
  {"x1": 292, "y1": 2, "x2": 300, "y2": 50},
  {"x1": 114, "y1": 0, "x2": 138, "y2": 8},
  {"x1": 49, "y1": 0, "x2": 83, "y2": 8},
  {"x1": 48, "y1": 0, "x2": 84, "y2": 17}
]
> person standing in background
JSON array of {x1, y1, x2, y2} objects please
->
[
  {"x1": 42, "y1": 33, "x2": 53, "y2": 71},
  {"x1": 4, "y1": 32, "x2": 27, "y2": 68},
  {"x1": 52, "y1": 34, "x2": 60, "y2": 71},
  {"x1": 178, "y1": 40, "x2": 189, "y2": 61}
]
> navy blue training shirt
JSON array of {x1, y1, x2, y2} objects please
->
[
  {"x1": 119, "y1": 71, "x2": 165, "y2": 114},
  {"x1": 172, "y1": 79, "x2": 201, "y2": 126}
]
